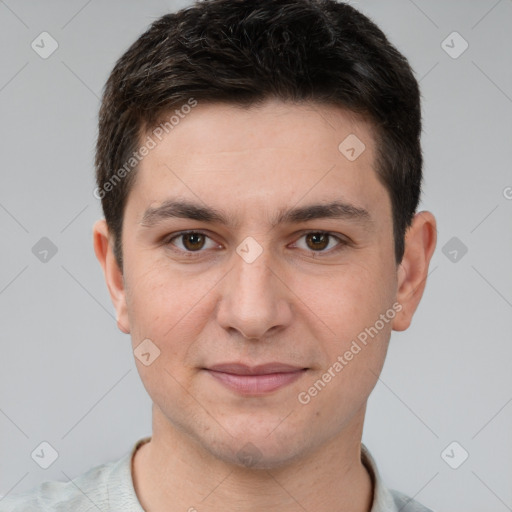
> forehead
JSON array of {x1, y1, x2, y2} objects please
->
[
  {"x1": 145, "y1": 99, "x2": 376, "y2": 165},
  {"x1": 128, "y1": 99, "x2": 386, "y2": 224}
]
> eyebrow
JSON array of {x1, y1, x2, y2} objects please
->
[{"x1": 140, "y1": 199, "x2": 372, "y2": 229}]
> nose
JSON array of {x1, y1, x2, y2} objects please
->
[{"x1": 215, "y1": 244, "x2": 293, "y2": 341}]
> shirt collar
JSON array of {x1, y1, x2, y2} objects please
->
[
  {"x1": 121, "y1": 438, "x2": 399, "y2": 512},
  {"x1": 361, "y1": 442, "x2": 401, "y2": 512}
]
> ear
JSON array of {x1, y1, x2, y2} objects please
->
[
  {"x1": 392, "y1": 211, "x2": 437, "y2": 332},
  {"x1": 92, "y1": 219, "x2": 130, "y2": 334}
]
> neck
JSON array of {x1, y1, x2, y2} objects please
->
[{"x1": 132, "y1": 406, "x2": 374, "y2": 512}]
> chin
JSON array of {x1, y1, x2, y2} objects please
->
[
  {"x1": 202, "y1": 423, "x2": 312, "y2": 471},
  {"x1": 218, "y1": 441, "x2": 306, "y2": 471}
]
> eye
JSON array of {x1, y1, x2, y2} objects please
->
[
  {"x1": 166, "y1": 231, "x2": 219, "y2": 253},
  {"x1": 164, "y1": 230, "x2": 347, "y2": 256},
  {"x1": 292, "y1": 231, "x2": 346, "y2": 254}
]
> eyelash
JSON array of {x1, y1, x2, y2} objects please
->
[{"x1": 164, "y1": 230, "x2": 349, "y2": 257}]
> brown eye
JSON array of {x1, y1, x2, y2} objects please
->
[
  {"x1": 167, "y1": 231, "x2": 217, "y2": 253},
  {"x1": 305, "y1": 232, "x2": 330, "y2": 251},
  {"x1": 293, "y1": 231, "x2": 346, "y2": 255},
  {"x1": 180, "y1": 233, "x2": 206, "y2": 251}
]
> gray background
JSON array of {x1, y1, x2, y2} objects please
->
[{"x1": 1, "y1": 1, "x2": 511, "y2": 511}]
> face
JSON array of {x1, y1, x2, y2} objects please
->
[{"x1": 95, "y1": 99, "x2": 430, "y2": 469}]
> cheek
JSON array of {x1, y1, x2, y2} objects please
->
[
  {"x1": 123, "y1": 265, "x2": 212, "y2": 408},
  {"x1": 295, "y1": 299, "x2": 393, "y2": 432},
  {"x1": 296, "y1": 258, "x2": 396, "y2": 396},
  {"x1": 306, "y1": 259, "x2": 395, "y2": 344},
  {"x1": 124, "y1": 262, "x2": 209, "y2": 352}
]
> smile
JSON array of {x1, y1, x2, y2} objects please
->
[{"x1": 204, "y1": 363, "x2": 308, "y2": 395}]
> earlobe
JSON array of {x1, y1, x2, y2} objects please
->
[
  {"x1": 92, "y1": 219, "x2": 131, "y2": 334},
  {"x1": 392, "y1": 211, "x2": 437, "y2": 332}
]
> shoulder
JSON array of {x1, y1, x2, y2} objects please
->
[
  {"x1": 0, "y1": 453, "x2": 131, "y2": 512},
  {"x1": 389, "y1": 489, "x2": 435, "y2": 512},
  {"x1": 0, "y1": 437, "x2": 150, "y2": 512}
]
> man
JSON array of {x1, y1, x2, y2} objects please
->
[{"x1": 1, "y1": 0, "x2": 437, "y2": 510}]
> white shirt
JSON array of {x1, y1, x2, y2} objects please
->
[{"x1": 0, "y1": 437, "x2": 433, "y2": 511}]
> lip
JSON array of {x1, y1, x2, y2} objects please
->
[{"x1": 204, "y1": 363, "x2": 308, "y2": 395}]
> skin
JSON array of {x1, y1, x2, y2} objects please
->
[{"x1": 93, "y1": 98, "x2": 437, "y2": 512}]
